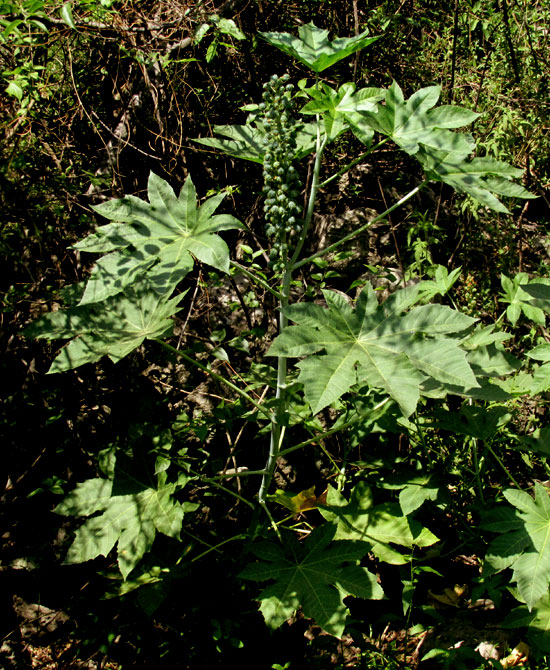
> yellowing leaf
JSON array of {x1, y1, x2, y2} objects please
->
[{"x1": 270, "y1": 486, "x2": 327, "y2": 513}]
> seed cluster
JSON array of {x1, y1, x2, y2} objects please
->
[{"x1": 259, "y1": 74, "x2": 302, "y2": 272}]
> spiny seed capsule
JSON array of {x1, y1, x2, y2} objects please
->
[{"x1": 261, "y1": 74, "x2": 303, "y2": 268}]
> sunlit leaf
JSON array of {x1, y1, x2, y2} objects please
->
[
  {"x1": 319, "y1": 483, "x2": 438, "y2": 565},
  {"x1": 483, "y1": 483, "x2": 550, "y2": 610},
  {"x1": 24, "y1": 280, "x2": 185, "y2": 373},
  {"x1": 270, "y1": 282, "x2": 477, "y2": 416},
  {"x1": 60, "y1": 3, "x2": 76, "y2": 29},
  {"x1": 301, "y1": 82, "x2": 384, "y2": 141},
  {"x1": 353, "y1": 82, "x2": 478, "y2": 155},
  {"x1": 417, "y1": 149, "x2": 536, "y2": 214},
  {"x1": 75, "y1": 173, "x2": 242, "y2": 301},
  {"x1": 260, "y1": 22, "x2": 380, "y2": 73},
  {"x1": 55, "y1": 461, "x2": 197, "y2": 579}
]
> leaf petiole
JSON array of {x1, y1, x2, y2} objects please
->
[
  {"x1": 293, "y1": 183, "x2": 425, "y2": 269},
  {"x1": 155, "y1": 339, "x2": 274, "y2": 422}
]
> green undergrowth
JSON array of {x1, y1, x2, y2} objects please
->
[{"x1": 3, "y1": 2, "x2": 550, "y2": 668}]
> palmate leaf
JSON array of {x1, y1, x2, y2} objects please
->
[
  {"x1": 55, "y1": 468, "x2": 197, "y2": 579},
  {"x1": 193, "y1": 123, "x2": 267, "y2": 163},
  {"x1": 239, "y1": 523, "x2": 383, "y2": 637},
  {"x1": 301, "y1": 82, "x2": 385, "y2": 142},
  {"x1": 269, "y1": 283, "x2": 477, "y2": 416},
  {"x1": 499, "y1": 274, "x2": 550, "y2": 325},
  {"x1": 483, "y1": 483, "x2": 550, "y2": 610},
  {"x1": 353, "y1": 81, "x2": 478, "y2": 155},
  {"x1": 526, "y1": 592, "x2": 550, "y2": 653},
  {"x1": 260, "y1": 22, "x2": 380, "y2": 73},
  {"x1": 319, "y1": 483, "x2": 438, "y2": 565},
  {"x1": 24, "y1": 280, "x2": 184, "y2": 373},
  {"x1": 417, "y1": 148, "x2": 536, "y2": 214},
  {"x1": 193, "y1": 120, "x2": 318, "y2": 163},
  {"x1": 429, "y1": 405, "x2": 512, "y2": 440},
  {"x1": 74, "y1": 172, "x2": 242, "y2": 302}
]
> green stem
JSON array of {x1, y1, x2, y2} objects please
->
[
  {"x1": 213, "y1": 469, "x2": 267, "y2": 479},
  {"x1": 293, "y1": 183, "x2": 424, "y2": 270},
  {"x1": 258, "y1": 279, "x2": 289, "y2": 503},
  {"x1": 189, "y1": 469, "x2": 256, "y2": 510},
  {"x1": 258, "y1": 117, "x2": 327, "y2": 504},
  {"x1": 413, "y1": 413, "x2": 430, "y2": 465},
  {"x1": 230, "y1": 260, "x2": 283, "y2": 300},
  {"x1": 261, "y1": 500, "x2": 283, "y2": 541},
  {"x1": 289, "y1": 128, "x2": 327, "y2": 269},
  {"x1": 318, "y1": 138, "x2": 389, "y2": 189},
  {"x1": 190, "y1": 533, "x2": 246, "y2": 563},
  {"x1": 155, "y1": 339, "x2": 273, "y2": 422},
  {"x1": 278, "y1": 397, "x2": 390, "y2": 458},
  {"x1": 471, "y1": 437, "x2": 485, "y2": 504},
  {"x1": 486, "y1": 443, "x2": 522, "y2": 489}
]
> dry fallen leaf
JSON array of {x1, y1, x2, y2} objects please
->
[
  {"x1": 428, "y1": 584, "x2": 468, "y2": 607},
  {"x1": 500, "y1": 642, "x2": 530, "y2": 668}
]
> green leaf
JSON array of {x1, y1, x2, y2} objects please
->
[
  {"x1": 499, "y1": 273, "x2": 546, "y2": 325},
  {"x1": 75, "y1": 173, "x2": 242, "y2": 301},
  {"x1": 527, "y1": 344, "x2": 550, "y2": 362},
  {"x1": 484, "y1": 484, "x2": 550, "y2": 609},
  {"x1": 193, "y1": 121, "x2": 317, "y2": 163},
  {"x1": 353, "y1": 82, "x2": 477, "y2": 156},
  {"x1": 301, "y1": 82, "x2": 384, "y2": 141},
  {"x1": 399, "y1": 484, "x2": 439, "y2": 516},
  {"x1": 429, "y1": 405, "x2": 511, "y2": 440},
  {"x1": 239, "y1": 523, "x2": 383, "y2": 637},
  {"x1": 55, "y1": 464, "x2": 197, "y2": 579},
  {"x1": 417, "y1": 149, "x2": 536, "y2": 214},
  {"x1": 193, "y1": 124, "x2": 266, "y2": 163},
  {"x1": 527, "y1": 592, "x2": 550, "y2": 653},
  {"x1": 260, "y1": 22, "x2": 380, "y2": 73},
  {"x1": 6, "y1": 80, "x2": 23, "y2": 100},
  {"x1": 217, "y1": 18, "x2": 245, "y2": 40},
  {"x1": 417, "y1": 265, "x2": 462, "y2": 301},
  {"x1": 24, "y1": 280, "x2": 184, "y2": 373},
  {"x1": 319, "y1": 484, "x2": 438, "y2": 565},
  {"x1": 466, "y1": 343, "x2": 521, "y2": 378},
  {"x1": 194, "y1": 22, "x2": 210, "y2": 43},
  {"x1": 269, "y1": 283, "x2": 477, "y2": 416},
  {"x1": 521, "y1": 283, "x2": 550, "y2": 303},
  {"x1": 60, "y1": 3, "x2": 76, "y2": 29}
]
